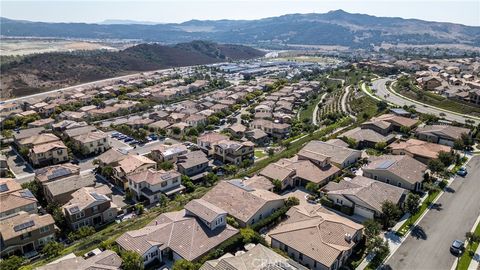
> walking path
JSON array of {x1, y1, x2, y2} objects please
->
[
  {"x1": 312, "y1": 92, "x2": 328, "y2": 125},
  {"x1": 340, "y1": 85, "x2": 357, "y2": 121}
]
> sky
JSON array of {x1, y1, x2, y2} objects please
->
[{"x1": 1, "y1": 0, "x2": 479, "y2": 26}]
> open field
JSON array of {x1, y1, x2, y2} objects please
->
[{"x1": 0, "y1": 38, "x2": 134, "y2": 56}]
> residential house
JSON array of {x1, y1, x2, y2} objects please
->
[
  {"x1": 245, "y1": 129, "x2": 269, "y2": 146},
  {"x1": 415, "y1": 124, "x2": 471, "y2": 146},
  {"x1": 28, "y1": 141, "x2": 69, "y2": 167},
  {"x1": 43, "y1": 173, "x2": 97, "y2": 205},
  {"x1": 260, "y1": 154, "x2": 340, "y2": 190},
  {"x1": 242, "y1": 175, "x2": 275, "y2": 191},
  {"x1": 213, "y1": 140, "x2": 254, "y2": 165},
  {"x1": 200, "y1": 243, "x2": 308, "y2": 270},
  {"x1": 37, "y1": 250, "x2": 122, "y2": 270},
  {"x1": 197, "y1": 132, "x2": 229, "y2": 156},
  {"x1": 16, "y1": 133, "x2": 60, "y2": 149},
  {"x1": 340, "y1": 127, "x2": 396, "y2": 148},
  {"x1": 417, "y1": 76, "x2": 442, "y2": 90},
  {"x1": 301, "y1": 141, "x2": 362, "y2": 169},
  {"x1": 250, "y1": 119, "x2": 290, "y2": 139},
  {"x1": 0, "y1": 178, "x2": 22, "y2": 195},
  {"x1": 71, "y1": 130, "x2": 110, "y2": 156},
  {"x1": 202, "y1": 180, "x2": 284, "y2": 227},
  {"x1": 62, "y1": 185, "x2": 118, "y2": 230},
  {"x1": 95, "y1": 148, "x2": 127, "y2": 167},
  {"x1": 389, "y1": 138, "x2": 452, "y2": 164},
  {"x1": 0, "y1": 189, "x2": 38, "y2": 219},
  {"x1": 363, "y1": 155, "x2": 428, "y2": 191},
  {"x1": 268, "y1": 204, "x2": 363, "y2": 270},
  {"x1": 322, "y1": 176, "x2": 407, "y2": 219},
  {"x1": 185, "y1": 114, "x2": 207, "y2": 127},
  {"x1": 13, "y1": 127, "x2": 45, "y2": 148},
  {"x1": 28, "y1": 118, "x2": 55, "y2": 129},
  {"x1": 127, "y1": 169, "x2": 184, "y2": 204},
  {"x1": 113, "y1": 154, "x2": 156, "y2": 189},
  {"x1": 151, "y1": 143, "x2": 188, "y2": 163},
  {"x1": 0, "y1": 211, "x2": 55, "y2": 258},
  {"x1": 116, "y1": 200, "x2": 238, "y2": 265},
  {"x1": 226, "y1": 123, "x2": 247, "y2": 138},
  {"x1": 176, "y1": 151, "x2": 210, "y2": 181}
]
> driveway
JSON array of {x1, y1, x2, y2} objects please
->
[
  {"x1": 372, "y1": 78, "x2": 479, "y2": 125},
  {"x1": 3, "y1": 147, "x2": 35, "y2": 183},
  {"x1": 386, "y1": 156, "x2": 480, "y2": 270}
]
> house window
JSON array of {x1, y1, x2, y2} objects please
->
[
  {"x1": 398, "y1": 183, "x2": 402, "y2": 187},
  {"x1": 173, "y1": 178, "x2": 179, "y2": 183},
  {"x1": 40, "y1": 226, "x2": 50, "y2": 233},
  {"x1": 161, "y1": 182, "x2": 168, "y2": 187},
  {"x1": 76, "y1": 211, "x2": 85, "y2": 219},
  {"x1": 92, "y1": 206, "x2": 99, "y2": 213},
  {"x1": 374, "y1": 175, "x2": 378, "y2": 180}
]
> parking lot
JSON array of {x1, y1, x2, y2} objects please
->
[{"x1": 106, "y1": 131, "x2": 179, "y2": 156}]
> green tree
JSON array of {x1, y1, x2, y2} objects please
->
[
  {"x1": 42, "y1": 241, "x2": 63, "y2": 258},
  {"x1": 286, "y1": 196, "x2": 300, "y2": 207},
  {"x1": 363, "y1": 219, "x2": 382, "y2": 240},
  {"x1": 423, "y1": 182, "x2": 441, "y2": 195},
  {"x1": 428, "y1": 159, "x2": 445, "y2": 175},
  {"x1": 272, "y1": 179, "x2": 282, "y2": 192},
  {"x1": 381, "y1": 201, "x2": 402, "y2": 228},
  {"x1": 306, "y1": 182, "x2": 319, "y2": 194},
  {"x1": 267, "y1": 148, "x2": 275, "y2": 156},
  {"x1": 374, "y1": 141, "x2": 387, "y2": 152},
  {"x1": 159, "y1": 161, "x2": 174, "y2": 170},
  {"x1": 240, "y1": 227, "x2": 256, "y2": 244},
  {"x1": 204, "y1": 173, "x2": 218, "y2": 186},
  {"x1": 173, "y1": 259, "x2": 196, "y2": 270},
  {"x1": 135, "y1": 204, "x2": 144, "y2": 215},
  {"x1": 171, "y1": 127, "x2": 181, "y2": 135},
  {"x1": 121, "y1": 251, "x2": 144, "y2": 270},
  {"x1": 377, "y1": 101, "x2": 388, "y2": 112},
  {"x1": 208, "y1": 116, "x2": 220, "y2": 125},
  {"x1": 0, "y1": 256, "x2": 25, "y2": 270},
  {"x1": 437, "y1": 151, "x2": 455, "y2": 167},
  {"x1": 405, "y1": 193, "x2": 421, "y2": 214}
]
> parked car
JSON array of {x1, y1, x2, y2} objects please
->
[
  {"x1": 124, "y1": 137, "x2": 134, "y2": 142},
  {"x1": 457, "y1": 167, "x2": 468, "y2": 177},
  {"x1": 450, "y1": 240, "x2": 465, "y2": 255},
  {"x1": 71, "y1": 159, "x2": 80, "y2": 165}
]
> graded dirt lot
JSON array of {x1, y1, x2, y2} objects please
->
[{"x1": 0, "y1": 39, "x2": 120, "y2": 56}]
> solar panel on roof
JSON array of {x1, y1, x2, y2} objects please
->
[
  {"x1": 376, "y1": 160, "x2": 395, "y2": 170},
  {"x1": 0, "y1": 183, "x2": 9, "y2": 192},
  {"x1": 13, "y1": 220, "x2": 35, "y2": 232},
  {"x1": 20, "y1": 189, "x2": 35, "y2": 198},
  {"x1": 47, "y1": 167, "x2": 71, "y2": 180}
]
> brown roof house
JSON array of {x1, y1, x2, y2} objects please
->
[
  {"x1": 200, "y1": 243, "x2": 308, "y2": 270},
  {"x1": 176, "y1": 151, "x2": 210, "y2": 181},
  {"x1": 363, "y1": 155, "x2": 428, "y2": 192},
  {"x1": 322, "y1": 176, "x2": 407, "y2": 219},
  {"x1": 213, "y1": 140, "x2": 254, "y2": 165},
  {"x1": 37, "y1": 250, "x2": 122, "y2": 270},
  {"x1": 340, "y1": 127, "x2": 396, "y2": 149},
  {"x1": 0, "y1": 188, "x2": 38, "y2": 219},
  {"x1": 127, "y1": 169, "x2": 184, "y2": 204},
  {"x1": 202, "y1": 180, "x2": 285, "y2": 227},
  {"x1": 415, "y1": 124, "x2": 471, "y2": 147},
  {"x1": 28, "y1": 140, "x2": 69, "y2": 168},
  {"x1": 116, "y1": 199, "x2": 238, "y2": 266},
  {"x1": 112, "y1": 154, "x2": 156, "y2": 189},
  {"x1": 260, "y1": 154, "x2": 340, "y2": 191},
  {"x1": 151, "y1": 143, "x2": 188, "y2": 163},
  {"x1": 300, "y1": 141, "x2": 362, "y2": 169},
  {"x1": 70, "y1": 130, "x2": 110, "y2": 156},
  {"x1": 43, "y1": 172, "x2": 97, "y2": 205},
  {"x1": 268, "y1": 204, "x2": 363, "y2": 270},
  {"x1": 0, "y1": 211, "x2": 55, "y2": 258},
  {"x1": 62, "y1": 185, "x2": 118, "y2": 230},
  {"x1": 197, "y1": 132, "x2": 229, "y2": 156},
  {"x1": 389, "y1": 138, "x2": 452, "y2": 164}
]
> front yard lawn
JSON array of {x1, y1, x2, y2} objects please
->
[
  {"x1": 254, "y1": 150, "x2": 267, "y2": 159},
  {"x1": 396, "y1": 189, "x2": 441, "y2": 236}
]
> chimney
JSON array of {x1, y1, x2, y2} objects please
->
[{"x1": 345, "y1": 233, "x2": 352, "y2": 243}]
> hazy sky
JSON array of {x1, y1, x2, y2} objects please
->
[{"x1": 1, "y1": 0, "x2": 479, "y2": 26}]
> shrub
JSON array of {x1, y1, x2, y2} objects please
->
[
  {"x1": 0, "y1": 256, "x2": 24, "y2": 270},
  {"x1": 251, "y1": 206, "x2": 290, "y2": 231},
  {"x1": 320, "y1": 196, "x2": 334, "y2": 208},
  {"x1": 42, "y1": 241, "x2": 63, "y2": 258}
]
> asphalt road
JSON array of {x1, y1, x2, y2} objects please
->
[
  {"x1": 372, "y1": 78, "x2": 479, "y2": 125},
  {"x1": 386, "y1": 155, "x2": 480, "y2": 270}
]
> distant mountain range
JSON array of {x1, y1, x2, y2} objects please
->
[
  {"x1": 2, "y1": 10, "x2": 480, "y2": 47},
  {"x1": 0, "y1": 41, "x2": 264, "y2": 98}
]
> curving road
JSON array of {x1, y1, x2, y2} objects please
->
[{"x1": 372, "y1": 78, "x2": 480, "y2": 125}]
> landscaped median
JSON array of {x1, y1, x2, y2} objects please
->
[{"x1": 456, "y1": 219, "x2": 480, "y2": 270}]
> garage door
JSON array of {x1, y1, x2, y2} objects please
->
[{"x1": 354, "y1": 205, "x2": 375, "y2": 219}]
